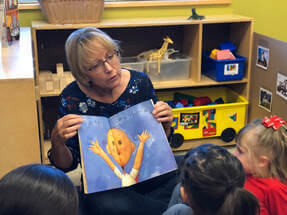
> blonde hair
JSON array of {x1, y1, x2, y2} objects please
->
[
  {"x1": 65, "y1": 27, "x2": 119, "y2": 87},
  {"x1": 236, "y1": 119, "x2": 287, "y2": 183}
]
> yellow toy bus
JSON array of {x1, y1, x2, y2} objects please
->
[{"x1": 157, "y1": 87, "x2": 248, "y2": 148}]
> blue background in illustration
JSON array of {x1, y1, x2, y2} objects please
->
[{"x1": 79, "y1": 100, "x2": 177, "y2": 193}]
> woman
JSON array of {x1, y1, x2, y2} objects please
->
[{"x1": 49, "y1": 27, "x2": 175, "y2": 215}]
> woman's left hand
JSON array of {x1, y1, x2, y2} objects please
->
[{"x1": 152, "y1": 101, "x2": 173, "y2": 137}]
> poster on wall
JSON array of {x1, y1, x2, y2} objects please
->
[
  {"x1": 259, "y1": 87, "x2": 272, "y2": 112},
  {"x1": 256, "y1": 45, "x2": 269, "y2": 70},
  {"x1": 276, "y1": 73, "x2": 287, "y2": 101}
]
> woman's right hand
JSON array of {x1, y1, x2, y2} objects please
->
[{"x1": 51, "y1": 114, "x2": 84, "y2": 146}]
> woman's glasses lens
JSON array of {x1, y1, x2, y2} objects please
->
[{"x1": 88, "y1": 50, "x2": 119, "y2": 72}]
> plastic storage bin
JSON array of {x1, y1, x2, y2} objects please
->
[
  {"x1": 146, "y1": 57, "x2": 191, "y2": 82},
  {"x1": 121, "y1": 57, "x2": 145, "y2": 73},
  {"x1": 202, "y1": 52, "x2": 246, "y2": 81},
  {"x1": 157, "y1": 87, "x2": 248, "y2": 146}
]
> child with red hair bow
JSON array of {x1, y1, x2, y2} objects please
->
[{"x1": 234, "y1": 116, "x2": 287, "y2": 215}]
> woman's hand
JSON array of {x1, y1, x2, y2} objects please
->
[
  {"x1": 152, "y1": 101, "x2": 173, "y2": 137},
  {"x1": 51, "y1": 114, "x2": 84, "y2": 146}
]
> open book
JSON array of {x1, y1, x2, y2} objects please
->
[{"x1": 78, "y1": 99, "x2": 178, "y2": 194}]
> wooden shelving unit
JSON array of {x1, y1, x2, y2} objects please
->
[
  {"x1": 32, "y1": 15, "x2": 253, "y2": 163},
  {"x1": 0, "y1": 28, "x2": 41, "y2": 176}
]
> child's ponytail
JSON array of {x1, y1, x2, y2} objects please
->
[{"x1": 218, "y1": 187, "x2": 259, "y2": 215}]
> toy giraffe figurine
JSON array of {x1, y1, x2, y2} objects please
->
[{"x1": 147, "y1": 36, "x2": 174, "y2": 74}]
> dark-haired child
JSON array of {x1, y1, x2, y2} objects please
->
[
  {"x1": 164, "y1": 144, "x2": 259, "y2": 215},
  {"x1": 0, "y1": 164, "x2": 78, "y2": 215}
]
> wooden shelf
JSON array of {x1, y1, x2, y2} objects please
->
[
  {"x1": 32, "y1": 15, "x2": 253, "y2": 158},
  {"x1": 32, "y1": 15, "x2": 253, "y2": 30},
  {"x1": 0, "y1": 28, "x2": 41, "y2": 177},
  {"x1": 154, "y1": 76, "x2": 248, "y2": 89},
  {"x1": 39, "y1": 74, "x2": 248, "y2": 97}
]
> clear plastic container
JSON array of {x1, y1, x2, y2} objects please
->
[
  {"x1": 121, "y1": 57, "x2": 145, "y2": 73},
  {"x1": 146, "y1": 57, "x2": 191, "y2": 82}
]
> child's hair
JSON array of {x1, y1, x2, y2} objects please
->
[
  {"x1": 236, "y1": 118, "x2": 287, "y2": 183},
  {"x1": 180, "y1": 144, "x2": 259, "y2": 215},
  {"x1": 0, "y1": 164, "x2": 78, "y2": 215}
]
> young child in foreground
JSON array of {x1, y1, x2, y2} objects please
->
[
  {"x1": 234, "y1": 116, "x2": 287, "y2": 215},
  {"x1": 0, "y1": 164, "x2": 78, "y2": 215},
  {"x1": 163, "y1": 143, "x2": 259, "y2": 215}
]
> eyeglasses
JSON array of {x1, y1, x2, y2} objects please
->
[{"x1": 88, "y1": 50, "x2": 119, "y2": 72}]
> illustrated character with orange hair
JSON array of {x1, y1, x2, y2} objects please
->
[{"x1": 89, "y1": 129, "x2": 150, "y2": 187}]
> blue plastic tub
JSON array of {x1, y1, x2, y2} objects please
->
[{"x1": 202, "y1": 52, "x2": 246, "y2": 82}]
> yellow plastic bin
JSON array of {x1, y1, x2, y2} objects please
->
[{"x1": 157, "y1": 87, "x2": 248, "y2": 147}]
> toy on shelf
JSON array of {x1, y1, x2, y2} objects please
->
[
  {"x1": 209, "y1": 49, "x2": 220, "y2": 60},
  {"x1": 209, "y1": 41, "x2": 237, "y2": 60},
  {"x1": 137, "y1": 48, "x2": 178, "y2": 61},
  {"x1": 163, "y1": 48, "x2": 179, "y2": 60},
  {"x1": 210, "y1": 49, "x2": 236, "y2": 60},
  {"x1": 174, "y1": 92, "x2": 195, "y2": 104},
  {"x1": 39, "y1": 64, "x2": 75, "y2": 93},
  {"x1": 137, "y1": 49, "x2": 157, "y2": 61},
  {"x1": 187, "y1": 8, "x2": 205, "y2": 20},
  {"x1": 56, "y1": 63, "x2": 75, "y2": 91},
  {"x1": 193, "y1": 96, "x2": 212, "y2": 106},
  {"x1": 147, "y1": 36, "x2": 174, "y2": 74},
  {"x1": 170, "y1": 92, "x2": 219, "y2": 108}
]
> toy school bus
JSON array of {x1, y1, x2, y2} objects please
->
[{"x1": 157, "y1": 87, "x2": 248, "y2": 148}]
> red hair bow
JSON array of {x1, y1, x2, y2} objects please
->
[{"x1": 262, "y1": 116, "x2": 286, "y2": 130}]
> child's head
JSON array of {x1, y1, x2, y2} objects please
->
[
  {"x1": 180, "y1": 144, "x2": 259, "y2": 215},
  {"x1": 235, "y1": 116, "x2": 287, "y2": 182},
  {"x1": 0, "y1": 164, "x2": 78, "y2": 215}
]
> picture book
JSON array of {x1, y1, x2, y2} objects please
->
[{"x1": 78, "y1": 99, "x2": 178, "y2": 194}]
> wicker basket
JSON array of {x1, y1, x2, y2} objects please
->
[{"x1": 38, "y1": 0, "x2": 104, "y2": 24}]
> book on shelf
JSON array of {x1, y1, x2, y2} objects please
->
[{"x1": 78, "y1": 99, "x2": 177, "y2": 194}]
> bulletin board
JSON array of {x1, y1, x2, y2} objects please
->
[{"x1": 248, "y1": 33, "x2": 287, "y2": 121}]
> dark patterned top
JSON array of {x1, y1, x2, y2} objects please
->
[{"x1": 50, "y1": 70, "x2": 157, "y2": 172}]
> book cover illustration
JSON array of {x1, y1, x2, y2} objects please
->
[{"x1": 78, "y1": 99, "x2": 178, "y2": 194}]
